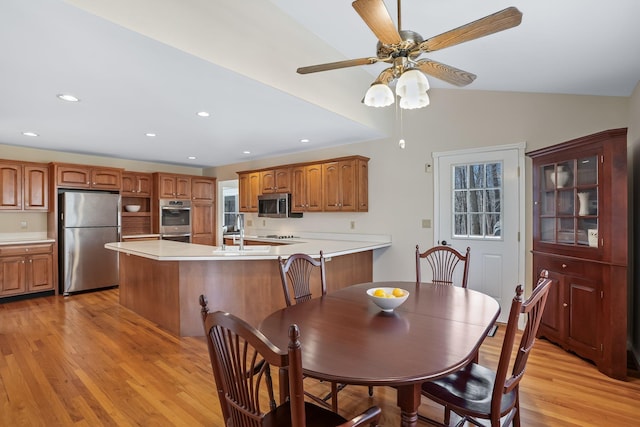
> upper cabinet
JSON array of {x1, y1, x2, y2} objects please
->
[
  {"x1": 0, "y1": 161, "x2": 49, "y2": 211},
  {"x1": 191, "y1": 177, "x2": 217, "y2": 246},
  {"x1": 527, "y1": 128, "x2": 628, "y2": 380},
  {"x1": 191, "y1": 177, "x2": 215, "y2": 201},
  {"x1": 238, "y1": 172, "x2": 260, "y2": 212},
  {"x1": 260, "y1": 168, "x2": 291, "y2": 194},
  {"x1": 54, "y1": 163, "x2": 122, "y2": 190},
  {"x1": 122, "y1": 172, "x2": 152, "y2": 197},
  {"x1": 323, "y1": 157, "x2": 368, "y2": 212},
  {"x1": 238, "y1": 156, "x2": 368, "y2": 214},
  {"x1": 155, "y1": 173, "x2": 191, "y2": 199}
]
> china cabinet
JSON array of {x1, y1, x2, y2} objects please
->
[{"x1": 527, "y1": 128, "x2": 627, "y2": 379}]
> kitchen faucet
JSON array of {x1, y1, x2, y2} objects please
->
[{"x1": 235, "y1": 213, "x2": 245, "y2": 250}]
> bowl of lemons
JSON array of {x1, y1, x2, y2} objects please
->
[{"x1": 366, "y1": 287, "x2": 409, "y2": 312}]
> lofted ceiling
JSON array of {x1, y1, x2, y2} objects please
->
[{"x1": 1, "y1": 0, "x2": 639, "y2": 168}]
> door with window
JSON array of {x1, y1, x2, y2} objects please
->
[{"x1": 434, "y1": 143, "x2": 525, "y2": 322}]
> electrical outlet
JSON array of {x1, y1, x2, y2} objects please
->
[
  {"x1": 262, "y1": 219, "x2": 266, "y2": 226},
  {"x1": 247, "y1": 219, "x2": 253, "y2": 227},
  {"x1": 422, "y1": 219, "x2": 431, "y2": 228},
  {"x1": 350, "y1": 221, "x2": 355, "y2": 230},
  {"x1": 425, "y1": 163, "x2": 432, "y2": 173},
  {"x1": 20, "y1": 220, "x2": 28, "y2": 229}
]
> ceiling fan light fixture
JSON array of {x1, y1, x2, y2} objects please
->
[{"x1": 364, "y1": 83, "x2": 394, "y2": 107}]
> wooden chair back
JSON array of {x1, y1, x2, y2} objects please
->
[
  {"x1": 278, "y1": 251, "x2": 326, "y2": 306},
  {"x1": 199, "y1": 295, "x2": 305, "y2": 427},
  {"x1": 416, "y1": 245, "x2": 470, "y2": 287},
  {"x1": 492, "y1": 270, "x2": 552, "y2": 423}
]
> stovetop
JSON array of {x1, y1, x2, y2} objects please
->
[{"x1": 264, "y1": 234, "x2": 297, "y2": 239}]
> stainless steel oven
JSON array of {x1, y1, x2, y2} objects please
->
[
  {"x1": 160, "y1": 233, "x2": 191, "y2": 243},
  {"x1": 159, "y1": 199, "x2": 191, "y2": 241}
]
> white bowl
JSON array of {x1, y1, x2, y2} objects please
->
[
  {"x1": 366, "y1": 287, "x2": 409, "y2": 312},
  {"x1": 125, "y1": 205, "x2": 141, "y2": 212}
]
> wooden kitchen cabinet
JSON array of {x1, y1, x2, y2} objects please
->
[
  {"x1": 191, "y1": 177, "x2": 216, "y2": 245},
  {"x1": 238, "y1": 172, "x2": 260, "y2": 212},
  {"x1": 260, "y1": 168, "x2": 291, "y2": 194},
  {"x1": 122, "y1": 172, "x2": 152, "y2": 197},
  {"x1": 527, "y1": 128, "x2": 627, "y2": 379},
  {"x1": 54, "y1": 163, "x2": 123, "y2": 190},
  {"x1": 0, "y1": 161, "x2": 49, "y2": 211},
  {"x1": 155, "y1": 173, "x2": 191, "y2": 199},
  {"x1": 0, "y1": 243, "x2": 54, "y2": 298},
  {"x1": 323, "y1": 158, "x2": 369, "y2": 212},
  {"x1": 291, "y1": 164, "x2": 322, "y2": 212}
]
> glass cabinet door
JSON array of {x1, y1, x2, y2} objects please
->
[{"x1": 538, "y1": 155, "x2": 598, "y2": 247}]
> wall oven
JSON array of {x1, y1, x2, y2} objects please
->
[{"x1": 159, "y1": 199, "x2": 191, "y2": 242}]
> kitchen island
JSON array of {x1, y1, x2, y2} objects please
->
[{"x1": 105, "y1": 235, "x2": 391, "y2": 336}]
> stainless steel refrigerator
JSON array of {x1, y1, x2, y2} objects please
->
[{"x1": 59, "y1": 191, "x2": 121, "y2": 295}]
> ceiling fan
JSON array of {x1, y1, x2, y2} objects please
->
[{"x1": 297, "y1": 0, "x2": 523, "y2": 109}]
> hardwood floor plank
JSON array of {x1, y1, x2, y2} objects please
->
[{"x1": 1, "y1": 288, "x2": 639, "y2": 426}]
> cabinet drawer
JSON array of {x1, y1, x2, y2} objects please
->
[
  {"x1": 536, "y1": 255, "x2": 586, "y2": 277},
  {"x1": 0, "y1": 243, "x2": 53, "y2": 256}
]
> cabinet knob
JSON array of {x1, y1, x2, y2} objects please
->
[
  {"x1": 562, "y1": 264, "x2": 567, "y2": 268},
  {"x1": 563, "y1": 303, "x2": 568, "y2": 307}
]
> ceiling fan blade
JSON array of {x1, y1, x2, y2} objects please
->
[
  {"x1": 352, "y1": 0, "x2": 402, "y2": 45},
  {"x1": 417, "y1": 7, "x2": 522, "y2": 53},
  {"x1": 297, "y1": 57, "x2": 379, "y2": 74},
  {"x1": 415, "y1": 59, "x2": 476, "y2": 87}
]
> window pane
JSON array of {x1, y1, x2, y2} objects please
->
[
  {"x1": 454, "y1": 166, "x2": 467, "y2": 190},
  {"x1": 486, "y1": 163, "x2": 502, "y2": 187},
  {"x1": 469, "y1": 214, "x2": 483, "y2": 236},
  {"x1": 454, "y1": 214, "x2": 467, "y2": 235},
  {"x1": 469, "y1": 164, "x2": 484, "y2": 189},
  {"x1": 486, "y1": 214, "x2": 501, "y2": 236},
  {"x1": 485, "y1": 189, "x2": 501, "y2": 213},
  {"x1": 469, "y1": 190, "x2": 483, "y2": 213},
  {"x1": 454, "y1": 191, "x2": 467, "y2": 213}
]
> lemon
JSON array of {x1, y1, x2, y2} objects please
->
[
  {"x1": 392, "y1": 288, "x2": 405, "y2": 298},
  {"x1": 373, "y1": 289, "x2": 387, "y2": 298}
]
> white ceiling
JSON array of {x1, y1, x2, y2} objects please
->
[{"x1": 1, "y1": 0, "x2": 639, "y2": 168}]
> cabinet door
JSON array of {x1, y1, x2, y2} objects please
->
[
  {"x1": 260, "y1": 170, "x2": 276, "y2": 194},
  {"x1": 248, "y1": 173, "x2": 260, "y2": 211},
  {"x1": 306, "y1": 164, "x2": 323, "y2": 211},
  {"x1": 565, "y1": 273, "x2": 600, "y2": 360},
  {"x1": 0, "y1": 256, "x2": 27, "y2": 296},
  {"x1": 192, "y1": 201, "x2": 214, "y2": 245},
  {"x1": 291, "y1": 166, "x2": 306, "y2": 212},
  {"x1": 57, "y1": 165, "x2": 91, "y2": 188},
  {"x1": 158, "y1": 175, "x2": 176, "y2": 198},
  {"x1": 356, "y1": 159, "x2": 368, "y2": 212},
  {"x1": 175, "y1": 176, "x2": 191, "y2": 199},
  {"x1": 274, "y1": 168, "x2": 291, "y2": 192},
  {"x1": 238, "y1": 173, "x2": 251, "y2": 211},
  {"x1": 136, "y1": 174, "x2": 152, "y2": 197},
  {"x1": 192, "y1": 178, "x2": 215, "y2": 201},
  {"x1": 0, "y1": 163, "x2": 22, "y2": 210},
  {"x1": 322, "y1": 162, "x2": 341, "y2": 211},
  {"x1": 27, "y1": 253, "x2": 54, "y2": 292},
  {"x1": 91, "y1": 168, "x2": 122, "y2": 190},
  {"x1": 122, "y1": 173, "x2": 137, "y2": 195},
  {"x1": 23, "y1": 165, "x2": 49, "y2": 211},
  {"x1": 339, "y1": 160, "x2": 357, "y2": 211}
]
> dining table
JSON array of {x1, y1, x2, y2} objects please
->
[{"x1": 258, "y1": 281, "x2": 500, "y2": 427}]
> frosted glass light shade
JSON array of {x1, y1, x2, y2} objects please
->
[
  {"x1": 396, "y1": 69, "x2": 430, "y2": 98},
  {"x1": 399, "y1": 92, "x2": 430, "y2": 109},
  {"x1": 364, "y1": 83, "x2": 394, "y2": 107}
]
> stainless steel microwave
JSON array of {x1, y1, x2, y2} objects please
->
[{"x1": 258, "y1": 193, "x2": 301, "y2": 218}]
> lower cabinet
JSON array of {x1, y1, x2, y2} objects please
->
[
  {"x1": 192, "y1": 201, "x2": 215, "y2": 245},
  {"x1": 0, "y1": 243, "x2": 54, "y2": 297},
  {"x1": 534, "y1": 253, "x2": 626, "y2": 379}
]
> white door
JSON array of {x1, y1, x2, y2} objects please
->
[{"x1": 433, "y1": 143, "x2": 525, "y2": 323}]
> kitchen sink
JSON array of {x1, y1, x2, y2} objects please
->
[{"x1": 211, "y1": 245, "x2": 272, "y2": 255}]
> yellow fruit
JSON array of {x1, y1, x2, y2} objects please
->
[
  {"x1": 373, "y1": 289, "x2": 387, "y2": 297},
  {"x1": 392, "y1": 288, "x2": 405, "y2": 297}
]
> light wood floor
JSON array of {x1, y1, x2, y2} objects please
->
[{"x1": 1, "y1": 288, "x2": 639, "y2": 426}]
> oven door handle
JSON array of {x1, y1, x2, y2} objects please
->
[
  {"x1": 161, "y1": 206, "x2": 191, "y2": 211},
  {"x1": 161, "y1": 233, "x2": 191, "y2": 237}
]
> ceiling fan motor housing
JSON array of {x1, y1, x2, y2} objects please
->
[{"x1": 377, "y1": 30, "x2": 423, "y2": 59}]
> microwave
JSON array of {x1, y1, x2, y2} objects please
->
[{"x1": 258, "y1": 193, "x2": 301, "y2": 218}]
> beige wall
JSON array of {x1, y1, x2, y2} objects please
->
[{"x1": 1, "y1": 89, "x2": 631, "y2": 286}]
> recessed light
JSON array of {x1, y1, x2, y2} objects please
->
[
  {"x1": 300, "y1": 138, "x2": 310, "y2": 143},
  {"x1": 242, "y1": 151, "x2": 251, "y2": 155},
  {"x1": 145, "y1": 133, "x2": 156, "y2": 137},
  {"x1": 22, "y1": 131, "x2": 38, "y2": 137},
  {"x1": 57, "y1": 94, "x2": 80, "y2": 102},
  {"x1": 187, "y1": 156, "x2": 196, "y2": 160},
  {"x1": 196, "y1": 111, "x2": 210, "y2": 117}
]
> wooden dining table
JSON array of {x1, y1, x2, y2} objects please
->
[{"x1": 259, "y1": 281, "x2": 500, "y2": 427}]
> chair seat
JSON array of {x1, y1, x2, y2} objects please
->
[
  {"x1": 421, "y1": 362, "x2": 517, "y2": 419},
  {"x1": 262, "y1": 401, "x2": 348, "y2": 427}
]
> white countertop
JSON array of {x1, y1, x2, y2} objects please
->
[
  {"x1": 105, "y1": 234, "x2": 391, "y2": 261},
  {"x1": 0, "y1": 233, "x2": 55, "y2": 246}
]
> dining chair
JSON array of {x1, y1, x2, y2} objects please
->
[
  {"x1": 419, "y1": 270, "x2": 552, "y2": 427},
  {"x1": 415, "y1": 245, "x2": 470, "y2": 287},
  {"x1": 278, "y1": 251, "x2": 374, "y2": 411},
  {"x1": 199, "y1": 295, "x2": 382, "y2": 427}
]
